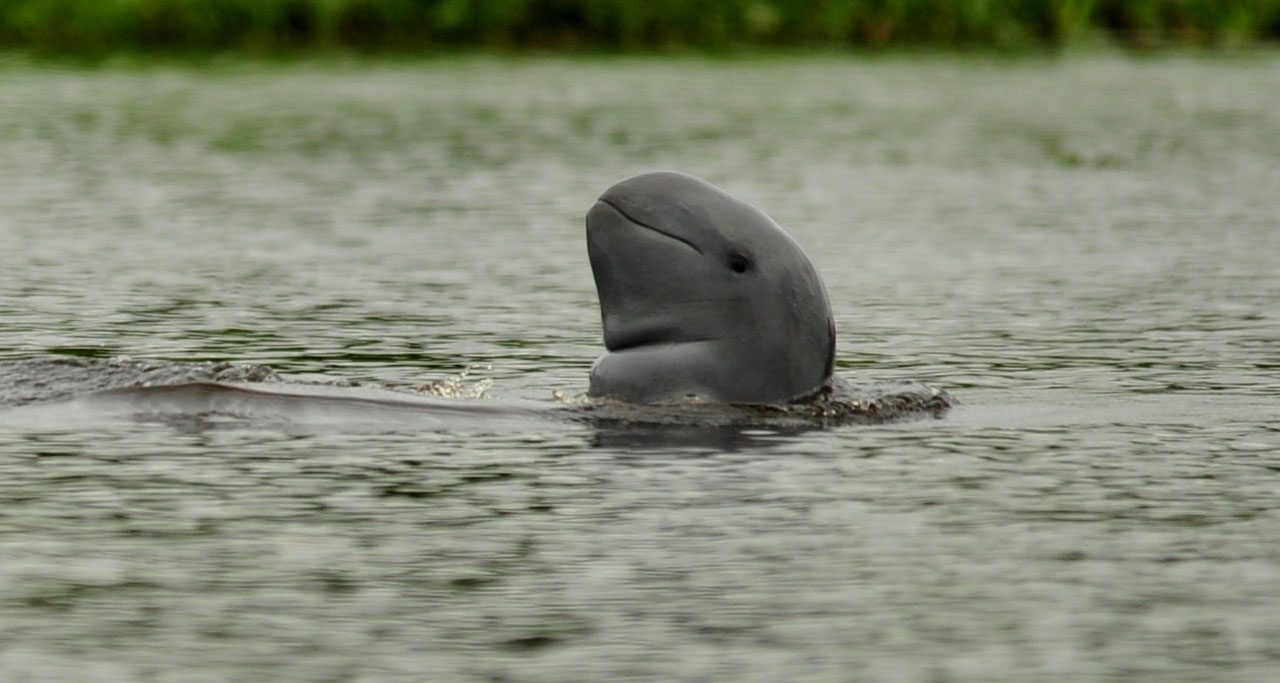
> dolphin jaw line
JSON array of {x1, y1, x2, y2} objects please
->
[{"x1": 595, "y1": 198, "x2": 703, "y2": 255}]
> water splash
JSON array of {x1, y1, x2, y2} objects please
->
[{"x1": 413, "y1": 364, "x2": 494, "y2": 400}]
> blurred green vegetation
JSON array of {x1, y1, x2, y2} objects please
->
[{"x1": 1, "y1": 0, "x2": 1278, "y2": 52}]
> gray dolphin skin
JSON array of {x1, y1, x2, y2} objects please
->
[
  {"x1": 586, "y1": 171, "x2": 836, "y2": 405},
  {"x1": 0, "y1": 171, "x2": 955, "y2": 428}
]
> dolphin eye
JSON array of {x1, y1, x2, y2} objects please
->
[{"x1": 727, "y1": 252, "x2": 752, "y2": 274}]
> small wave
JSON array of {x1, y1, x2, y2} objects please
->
[{"x1": 412, "y1": 364, "x2": 494, "y2": 400}]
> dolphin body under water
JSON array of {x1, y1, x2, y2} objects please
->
[{"x1": 0, "y1": 172, "x2": 952, "y2": 430}]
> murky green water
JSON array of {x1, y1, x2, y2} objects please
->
[{"x1": 1, "y1": 54, "x2": 1279, "y2": 681}]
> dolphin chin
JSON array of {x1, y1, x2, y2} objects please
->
[{"x1": 586, "y1": 171, "x2": 836, "y2": 405}]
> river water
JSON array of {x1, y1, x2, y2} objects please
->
[{"x1": 1, "y1": 53, "x2": 1278, "y2": 681}]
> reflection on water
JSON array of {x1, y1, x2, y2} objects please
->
[{"x1": 1, "y1": 54, "x2": 1279, "y2": 681}]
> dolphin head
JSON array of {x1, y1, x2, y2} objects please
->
[{"x1": 586, "y1": 171, "x2": 835, "y2": 404}]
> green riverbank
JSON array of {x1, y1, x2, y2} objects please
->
[{"x1": 2, "y1": 0, "x2": 1279, "y2": 54}]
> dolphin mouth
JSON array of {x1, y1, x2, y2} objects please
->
[{"x1": 595, "y1": 198, "x2": 703, "y2": 255}]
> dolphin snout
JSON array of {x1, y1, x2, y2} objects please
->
[{"x1": 589, "y1": 196, "x2": 702, "y2": 255}]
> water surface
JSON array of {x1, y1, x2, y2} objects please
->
[{"x1": 1, "y1": 54, "x2": 1278, "y2": 682}]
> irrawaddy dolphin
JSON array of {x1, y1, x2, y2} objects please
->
[
  {"x1": 587, "y1": 171, "x2": 835, "y2": 405},
  {"x1": 0, "y1": 172, "x2": 951, "y2": 429}
]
